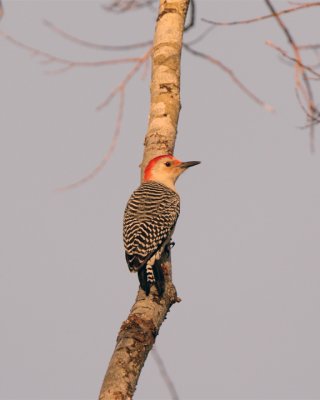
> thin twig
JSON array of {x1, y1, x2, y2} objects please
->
[
  {"x1": 184, "y1": 0, "x2": 195, "y2": 32},
  {"x1": 202, "y1": 2, "x2": 320, "y2": 26},
  {"x1": 0, "y1": 30, "x2": 141, "y2": 73},
  {"x1": 56, "y1": 48, "x2": 150, "y2": 191},
  {"x1": 97, "y1": 47, "x2": 151, "y2": 111},
  {"x1": 295, "y1": 89, "x2": 320, "y2": 124},
  {"x1": 265, "y1": 0, "x2": 317, "y2": 151},
  {"x1": 152, "y1": 347, "x2": 179, "y2": 400},
  {"x1": 183, "y1": 43, "x2": 274, "y2": 112},
  {"x1": 141, "y1": 53, "x2": 150, "y2": 80},
  {"x1": 266, "y1": 40, "x2": 320, "y2": 78},
  {"x1": 299, "y1": 43, "x2": 320, "y2": 50},
  {"x1": 44, "y1": 19, "x2": 152, "y2": 51},
  {"x1": 1, "y1": 28, "x2": 151, "y2": 189},
  {"x1": 102, "y1": 0, "x2": 156, "y2": 13},
  {"x1": 56, "y1": 89, "x2": 125, "y2": 192},
  {"x1": 184, "y1": 25, "x2": 215, "y2": 46}
]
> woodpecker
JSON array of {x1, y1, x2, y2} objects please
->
[{"x1": 123, "y1": 155, "x2": 200, "y2": 296}]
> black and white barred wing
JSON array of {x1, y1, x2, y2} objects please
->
[{"x1": 123, "y1": 181, "x2": 180, "y2": 271}]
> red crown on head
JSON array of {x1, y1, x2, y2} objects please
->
[{"x1": 144, "y1": 155, "x2": 177, "y2": 181}]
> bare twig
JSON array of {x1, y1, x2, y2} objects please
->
[
  {"x1": 185, "y1": 25, "x2": 215, "y2": 46},
  {"x1": 44, "y1": 19, "x2": 152, "y2": 51},
  {"x1": 183, "y1": 43, "x2": 274, "y2": 112},
  {"x1": 265, "y1": 0, "x2": 318, "y2": 152},
  {"x1": 141, "y1": 54, "x2": 150, "y2": 80},
  {"x1": 202, "y1": 0, "x2": 319, "y2": 148},
  {"x1": 97, "y1": 47, "x2": 151, "y2": 111},
  {"x1": 1, "y1": 24, "x2": 153, "y2": 189},
  {"x1": 295, "y1": 89, "x2": 320, "y2": 124},
  {"x1": 152, "y1": 347, "x2": 179, "y2": 400},
  {"x1": 0, "y1": 30, "x2": 141, "y2": 73},
  {"x1": 56, "y1": 88, "x2": 125, "y2": 192},
  {"x1": 266, "y1": 40, "x2": 320, "y2": 78},
  {"x1": 202, "y1": 2, "x2": 320, "y2": 26},
  {"x1": 102, "y1": 0, "x2": 157, "y2": 13},
  {"x1": 56, "y1": 49, "x2": 151, "y2": 191},
  {"x1": 299, "y1": 43, "x2": 320, "y2": 50},
  {"x1": 184, "y1": 0, "x2": 195, "y2": 31}
]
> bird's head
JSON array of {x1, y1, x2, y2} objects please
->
[{"x1": 143, "y1": 155, "x2": 200, "y2": 191}]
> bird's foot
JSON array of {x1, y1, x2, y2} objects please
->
[{"x1": 165, "y1": 240, "x2": 175, "y2": 256}]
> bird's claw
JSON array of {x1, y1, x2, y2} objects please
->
[{"x1": 165, "y1": 240, "x2": 175, "y2": 256}]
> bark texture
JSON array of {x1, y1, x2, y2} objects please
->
[
  {"x1": 141, "y1": 0, "x2": 189, "y2": 175},
  {"x1": 99, "y1": 1, "x2": 189, "y2": 399},
  {"x1": 99, "y1": 260, "x2": 179, "y2": 400}
]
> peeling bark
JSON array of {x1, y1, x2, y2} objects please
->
[{"x1": 99, "y1": 1, "x2": 189, "y2": 399}]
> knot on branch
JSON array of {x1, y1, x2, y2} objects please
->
[
  {"x1": 164, "y1": 281, "x2": 181, "y2": 306},
  {"x1": 157, "y1": 7, "x2": 178, "y2": 21},
  {"x1": 118, "y1": 314, "x2": 158, "y2": 346},
  {"x1": 159, "y1": 82, "x2": 178, "y2": 94}
]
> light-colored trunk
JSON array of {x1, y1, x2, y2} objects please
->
[
  {"x1": 99, "y1": 1, "x2": 189, "y2": 399},
  {"x1": 141, "y1": 0, "x2": 189, "y2": 177}
]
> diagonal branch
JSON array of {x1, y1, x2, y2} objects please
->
[
  {"x1": 202, "y1": 2, "x2": 320, "y2": 26},
  {"x1": 183, "y1": 43, "x2": 274, "y2": 112},
  {"x1": 299, "y1": 43, "x2": 320, "y2": 50},
  {"x1": 102, "y1": 0, "x2": 157, "y2": 13},
  {"x1": 56, "y1": 88, "x2": 125, "y2": 192},
  {"x1": 44, "y1": 19, "x2": 152, "y2": 51},
  {"x1": 266, "y1": 40, "x2": 320, "y2": 78},
  {"x1": 152, "y1": 347, "x2": 179, "y2": 400},
  {"x1": 0, "y1": 30, "x2": 141, "y2": 73},
  {"x1": 140, "y1": 0, "x2": 191, "y2": 172},
  {"x1": 184, "y1": 0, "x2": 195, "y2": 32},
  {"x1": 96, "y1": 47, "x2": 151, "y2": 111},
  {"x1": 98, "y1": 1, "x2": 190, "y2": 398},
  {"x1": 56, "y1": 48, "x2": 151, "y2": 191},
  {"x1": 185, "y1": 25, "x2": 215, "y2": 46},
  {"x1": 1, "y1": 27, "x2": 151, "y2": 190},
  {"x1": 265, "y1": 0, "x2": 318, "y2": 151}
]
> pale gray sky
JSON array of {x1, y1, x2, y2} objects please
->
[{"x1": 1, "y1": 1, "x2": 320, "y2": 399}]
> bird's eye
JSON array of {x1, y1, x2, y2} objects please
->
[{"x1": 165, "y1": 161, "x2": 171, "y2": 167}]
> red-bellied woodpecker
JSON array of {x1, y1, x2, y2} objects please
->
[{"x1": 123, "y1": 155, "x2": 200, "y2": 295}]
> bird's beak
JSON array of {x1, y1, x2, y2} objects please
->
[{"x1": 179, "y1": 161, "x2": 201, "y2": 169}]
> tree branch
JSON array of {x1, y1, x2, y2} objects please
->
[
  {"x1": 56, "y1": 48, "x2": 151, "y2": 192},
  {"x1": 202, "y1": 2, "x2": 320, "y2": 27},
  {"x1": 98, "y1": 1, "x2": 189, "y2": 398},
  {"x1": 141, "y1": 0, "x2": 190, "y2": 172},
  {"x1": 265, "y1": 0, "x2": 318, "y2": 151},
  {"x1": 266, "y1": 40, "x2": 320, "y2": 78},
  {"x1": 184, "y1": 0, "x2": 195, "y2": 32},
  {"x1": 44, "y1": 19, "x2": 152, "y2": 51},
  {"x1": 102, "y1": 0, "x2": 157, "y2": 13},
  {"x1": 183, "y1": 43, "x2": 274, "y2": 112},
  {"x1": 56, "y1": 88, "x2": 126, "y2": 192},
  {"x1": 0, "y1": 31, "x2": 141, "y2": 73},
  {"x1": 152, "y1": 346, "x2": 179, "y2": 400},
  {"x1": 99, "y1": 268, "x2": 180, "y2": 399}
]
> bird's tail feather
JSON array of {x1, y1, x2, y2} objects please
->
[{"x1": 138, "y1": 260, "x2": 164, "y2": 296}]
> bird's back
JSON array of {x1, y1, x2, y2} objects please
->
[{"x1": 123, "y1": 181, "x2": 180, "y2": 270}]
